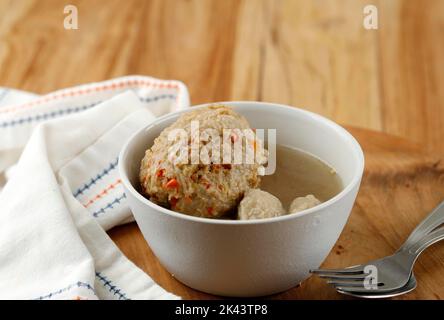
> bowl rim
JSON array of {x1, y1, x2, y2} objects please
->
[{"x1": 119, "y1": 101, "x2": 365, "y2": 225}]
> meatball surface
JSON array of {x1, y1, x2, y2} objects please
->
[
  {"x1": 140, "y1": 106, "x2": 266, "y2": 218},
  {"x1": 289, "y1": 194, "x2": 321, "y2": 213},
  {"x1": 238, "y1": 189, "x2": 285, "y2": 220}
]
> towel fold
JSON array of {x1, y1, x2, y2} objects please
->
[{"x1": 0, "y1": 76, "x2": 189, "y2": 299}]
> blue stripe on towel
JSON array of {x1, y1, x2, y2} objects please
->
[
  {"x1": 95, "y1": 272, "x2": 130, "y2": 300},
  {"x1": 0, "y1": 94, "x2": 176, "y2": 128},
  {"x1": 0, "y1": 102, "x2": 100, "y2": 128},
  {"x1": 34, "y1": 281, "x2": 95, "y2": 300},
  {"x1": 73, "y1": 157, "x2": 119, "y2": 198},
  {"x1": 92, "y1": 193, "x2": 127, "y2": 218},
  {"x1": 139, "y1": 93, "x2": 176, "y2": 104}
]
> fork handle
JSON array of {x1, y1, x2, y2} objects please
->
[
  {"x1": 400, "y1": 200, "x2": 444, "y2": 251},
  {"x1": 407, "y1": 227, "x2": 444, "y2": 257}
]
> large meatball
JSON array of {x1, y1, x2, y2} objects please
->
[{"x1": 139, "y1": 106, "x2": 266, "y2": 218}]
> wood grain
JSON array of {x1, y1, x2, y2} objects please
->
[
  {"x1": 0, "y1": 0, "x2": 443, "y2": 299},
  {"x1": 109, "y1": 126, "x2": 444, "y2": 299},
  {"x1": 0, "y1": 0, "x2": 443, "y2": 154}
]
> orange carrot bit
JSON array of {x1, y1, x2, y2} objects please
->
[
  {"x1": 184, "y1": 196, "x2": 193, "y2": 204},
  {"x1": 250, "y1": 139, "x2": 256, "y2": 151},
  {"x1": 170, "y1": 197, "x2": 178, "y2": 208},
  {"x1": 207, "y1": 207, "x2": 214, "y2": 216},
  {"x1": 203, "y1": 182, "x2": 211, "y2": 189},
  {"x1": 165, "y1": 178, "x2": 179, "y2": 189},
  {"x1": 230, "y1": 132, "x2": 238, "y2": 143},
  {"x1": 156, "y1": 169, "x2": 165, "y2": 178},
  {"x1": 200, "y1": 178, "x2": 211, "y2": 189}
]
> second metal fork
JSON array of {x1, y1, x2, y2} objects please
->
[{"x1": 311, "y1": 200, "x2": 444, "y2": 293}]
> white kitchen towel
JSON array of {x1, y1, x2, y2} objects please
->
[{"x1": 0, "y1": 76, "x2": 189, "y2": 299}]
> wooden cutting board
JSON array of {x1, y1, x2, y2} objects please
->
[{"x1": 109, "y1": 127, "x2": 444, "y2": 299}]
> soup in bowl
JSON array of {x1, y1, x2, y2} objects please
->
[{"x1": 119, "y1": 101, "x2": 364, "y2": 297}]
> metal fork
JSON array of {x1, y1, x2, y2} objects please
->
[{"x1": 311, "y1": 200, "x2": 444, "y2": 293}]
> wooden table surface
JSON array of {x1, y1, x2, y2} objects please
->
[
  {"x1": 1, "y1": 0, "x2": 443, "y2": 299},
  {"x1": 108, "y1": 127, "x2": 444, "y2": 300},
  {"x1": 1, "y1": 0, "x2": 443, "y2": 155}
]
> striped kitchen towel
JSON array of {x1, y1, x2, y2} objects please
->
[{"x1": 0, "y1": 76, "x2": 189, "y2": 299}]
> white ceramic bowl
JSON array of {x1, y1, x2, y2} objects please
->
[{"x1": 119, "y1": 101, "x2": 364, "y2": 297}]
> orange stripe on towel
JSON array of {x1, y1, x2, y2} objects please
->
[
  {"x1": 82, "y1": 179, "x2": 122, "y2": 208},
  {"x1": 0, "y1": 79, "x2": 181, "y2": 114}
]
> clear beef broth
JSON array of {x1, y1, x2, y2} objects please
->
[{"x1": 261, "y1": 145, "x2": 343, "y2": 210}]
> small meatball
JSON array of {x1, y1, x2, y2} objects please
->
[
  {"x1": 238, "y1": 189, "x2": 285, "y2": 220},
  {"x1": 289, "y1": 194, "x2": 321, "y2": 213}
]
